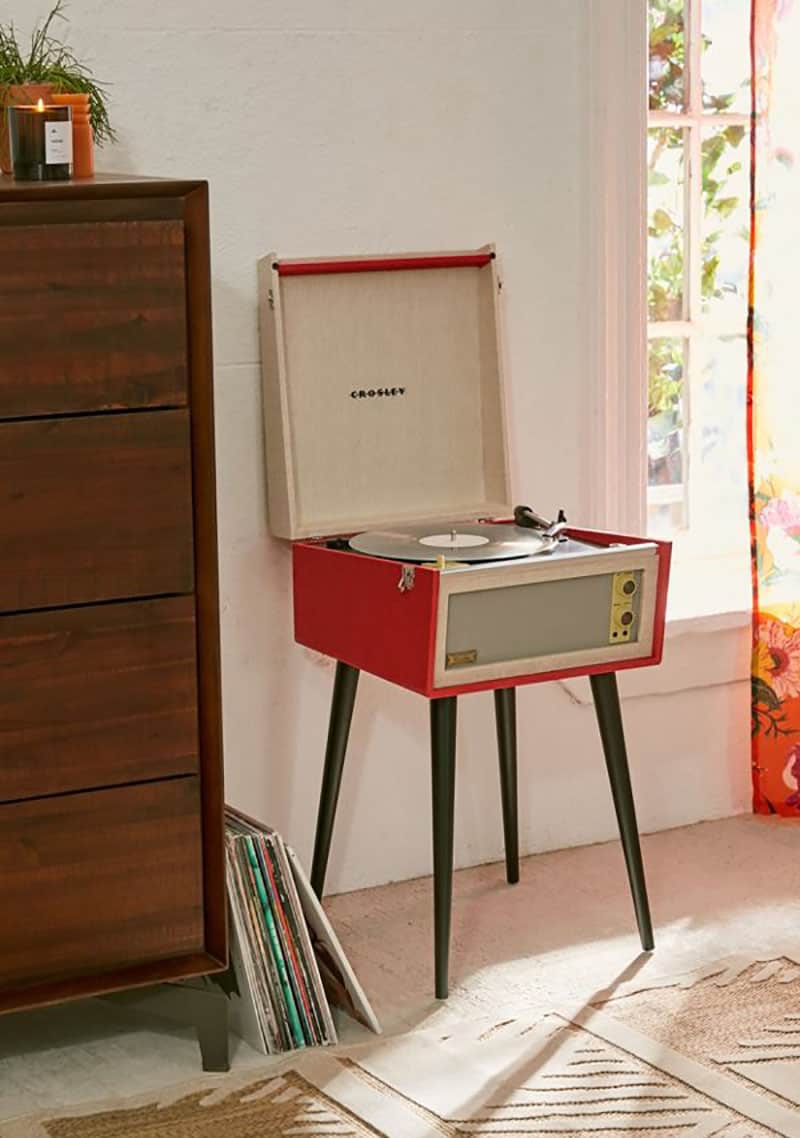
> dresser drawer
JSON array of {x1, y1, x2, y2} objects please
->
[
  {"x1": 0, "y1": 220, "x2": 187, "y2": 419},
  {"x1": 0, "y1": 778, "x2": 204, "y2": 991},
  {"x1": 0, "y1": 778, "x2": 204, "y2": 992},
  {"x1": 0, "y1": 597, "x2": 199, "y2": 802},
  {"x1": 0, "y1": 410, "x2": 194, "y2": 613}
]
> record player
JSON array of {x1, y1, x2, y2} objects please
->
[{"x1": 259, "y1": 248, "x2": 671, "y2": 998}]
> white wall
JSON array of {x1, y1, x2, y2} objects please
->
[{"x1": 12, "y1": 1, "x2": 751, "y2": 892}]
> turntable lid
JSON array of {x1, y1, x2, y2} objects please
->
[{"x1": 259, "y1": 247, "x2": 512, "y2": 540}]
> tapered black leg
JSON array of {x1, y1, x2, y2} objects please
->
[
  {"x1": 431, "y1": 696, "x2": 457, "y2": 999},
  {"x1": 494, "y1": 687, "x2": 519, "y2": 885},
  {"x1": 310, "y1": 662, "x2": 360, "y2": 898},
  {"x1": 590, "y1": 672, "x2": 654, "y2": 951}
]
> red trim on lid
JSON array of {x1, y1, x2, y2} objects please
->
[{"x1": 275, "y1": 253, "x2": 494, "y2": 277}]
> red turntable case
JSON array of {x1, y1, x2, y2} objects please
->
[{"x1": 258, "y1": 248, "x2": 670, "y2": 697}]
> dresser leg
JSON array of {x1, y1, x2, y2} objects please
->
[
  {"x1": 431, "y1": 695, "x2": 457, "y2": 1000},
  {"x1": 100, "y1": 981, "x2": 230, "y2": 1073},
  {"x1": 194, "y1": 990, "x2": 231, "y2": 1072},
  {"x1": 590, "y1": 672, "x2": 654, "y2": 951},
  {"x1": 494, "y1": 687, "x2": 519, "y2": 885},
  {"x1": 310, "y1": 662, "x2": 360, "y2": 898}
]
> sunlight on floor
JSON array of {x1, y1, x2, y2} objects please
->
[{"x1": 0, "y1": 815, "x2": 797, "y2": 1125}]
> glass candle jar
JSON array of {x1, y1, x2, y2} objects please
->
[
  {"x1": 8, "y1": 102, "x2": 72, "y2": 181},
  {"x1": 51, "y1": 93, "x2": 93, "y2": 178}
]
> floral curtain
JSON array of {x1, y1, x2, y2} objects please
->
[{"x1": 750, "y1": 0, "x2": 800, "y2": 814}]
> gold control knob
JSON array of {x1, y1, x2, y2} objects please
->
[{"x1": 609, "y1": 572, "x2": 639, "y2": 643}]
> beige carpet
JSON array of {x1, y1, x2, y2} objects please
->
[{"x1": 4, "y1": 954, "x2": 799, "y2": 1138}]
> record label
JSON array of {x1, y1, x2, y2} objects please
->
[{"x1": 418, "y1": 532, "x2": 489, "y2": 549}]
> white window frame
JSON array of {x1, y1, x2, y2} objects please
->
[
  {"x1": 564, "y1": 4, "x2": 751, "y2": 711},
  {"x1": 646, "y1": 0, "x2": 751, "y2": 539},
  {"x1": 584, "y1": 0, "x2": 751, "y2": 630}
]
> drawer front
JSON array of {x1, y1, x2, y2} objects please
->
[
  {"x1": 0, "y1": 597, "x2": 199, "y2": 802},
  {"x1": 0, "y1": 410, "x2": 194, "y2": 613},
  {"x1": 0, "y1": 778, "x2": 204, "y2": 990},
  {"x1": 0, "y1": 220, "x2": 187, "y2": 419}
]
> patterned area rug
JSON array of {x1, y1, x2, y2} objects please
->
[{"x1": 3, "y1": 955, "x2": 799, "y2": 1138}]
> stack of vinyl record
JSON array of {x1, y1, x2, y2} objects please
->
[{"x1": 223, "y1": 808, "x2": 379, "y2": 1055}]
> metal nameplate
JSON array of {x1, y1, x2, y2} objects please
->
[{"x1": 446, "y1": 648, "x2": 478, "y2": 668}]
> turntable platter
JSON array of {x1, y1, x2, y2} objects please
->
[{"x1": 349, "y1": 522, "x2": 556, "y2": 562}]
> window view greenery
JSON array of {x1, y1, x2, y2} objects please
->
[
  {"x1": 647, "y1": 0, "x2": 751, "y2": 551},
  {"x1": 649, "y1": 0, "x2": 686, "y2": 111}
]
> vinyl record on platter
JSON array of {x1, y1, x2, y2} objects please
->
[{"x1": 348, "y1": 522, "x2": 555, "y2": 562}]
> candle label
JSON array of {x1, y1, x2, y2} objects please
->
[{"x1": 45, "y1": 121, "x2": 73, "y2": 166}]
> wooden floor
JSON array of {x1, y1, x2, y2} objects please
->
[{"x1": 0, "y1": 814, "x2": 798, "y2": 1124}]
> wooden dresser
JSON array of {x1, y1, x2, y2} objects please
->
[{"x1": 0, "y1": 175, "x2": 226, "y2": 1014}]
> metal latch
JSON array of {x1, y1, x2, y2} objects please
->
[{"x1": 398, "y1": 565, "x2": 416, "y2": 593}]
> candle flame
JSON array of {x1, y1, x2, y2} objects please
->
[{"x1": 36, "y1": 98, "x2": 45, "y2": 112}]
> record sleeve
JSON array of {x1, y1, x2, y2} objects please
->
[
  {"x1": 235, "y1": 838, "x2": 293, "y2": 1049},
  {"x1": 265, "y1": 832, "x2": 331, "y2": 1046},
  {"x1": 226, "y1": 842, "x2": 285, "y2": 1051},
  {"x1": 255, "y1": 837, "x2": 316, "y2": 1045},
  {"x1": 221, "y1": 807, "x2": 379, "y2": 1046},
  {"x1": 286, "y1": 845, "x2": 381, "y2": 1036},
  {"x1": 225, "y1": 858, "x2": 270, "y2": 1054},
  {"x1": 244, "y1": 836, "x2": 306, "y2": 1049},
  {"x1": 225, "y1": 808, "x2": 339, "y2": 1047}
]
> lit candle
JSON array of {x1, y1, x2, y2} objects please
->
[{"x1": 8, "y1": 100, "x2": 72, "y2": 181}]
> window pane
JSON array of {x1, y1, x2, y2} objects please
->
[
  {"x1": 647, "y1": 490, "x2": 686, "y2": 538},
  {"x1": 692, "y1": 334, "x2": 749, "y2": 544},
  {"x1": 701, "y1": 123, "x2": 750, "y2": 324},
  {"x1": 702, "y1": 0, "x2": 751, "y2": 114},
  {"x1": 648, "y1": 128, "x2": 686, "y2": 321},
  {"x1": 647, "y1": 338, "x2": 687, "y2": 538},
  {"x1": 649, "y1": 0, "x2": 686, "y2": 111}
]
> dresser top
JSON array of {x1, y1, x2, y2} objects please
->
[{"x1": 0, "y1": 173, "x2": 205, "y2": 201}]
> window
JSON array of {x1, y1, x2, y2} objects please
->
[{"x1": 647, "y1": 0, "x2": 751, "y2": 569}]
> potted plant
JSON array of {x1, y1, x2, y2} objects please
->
[{"x1": 0, "y1": 1, "x2": 113, "y2": 175}]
